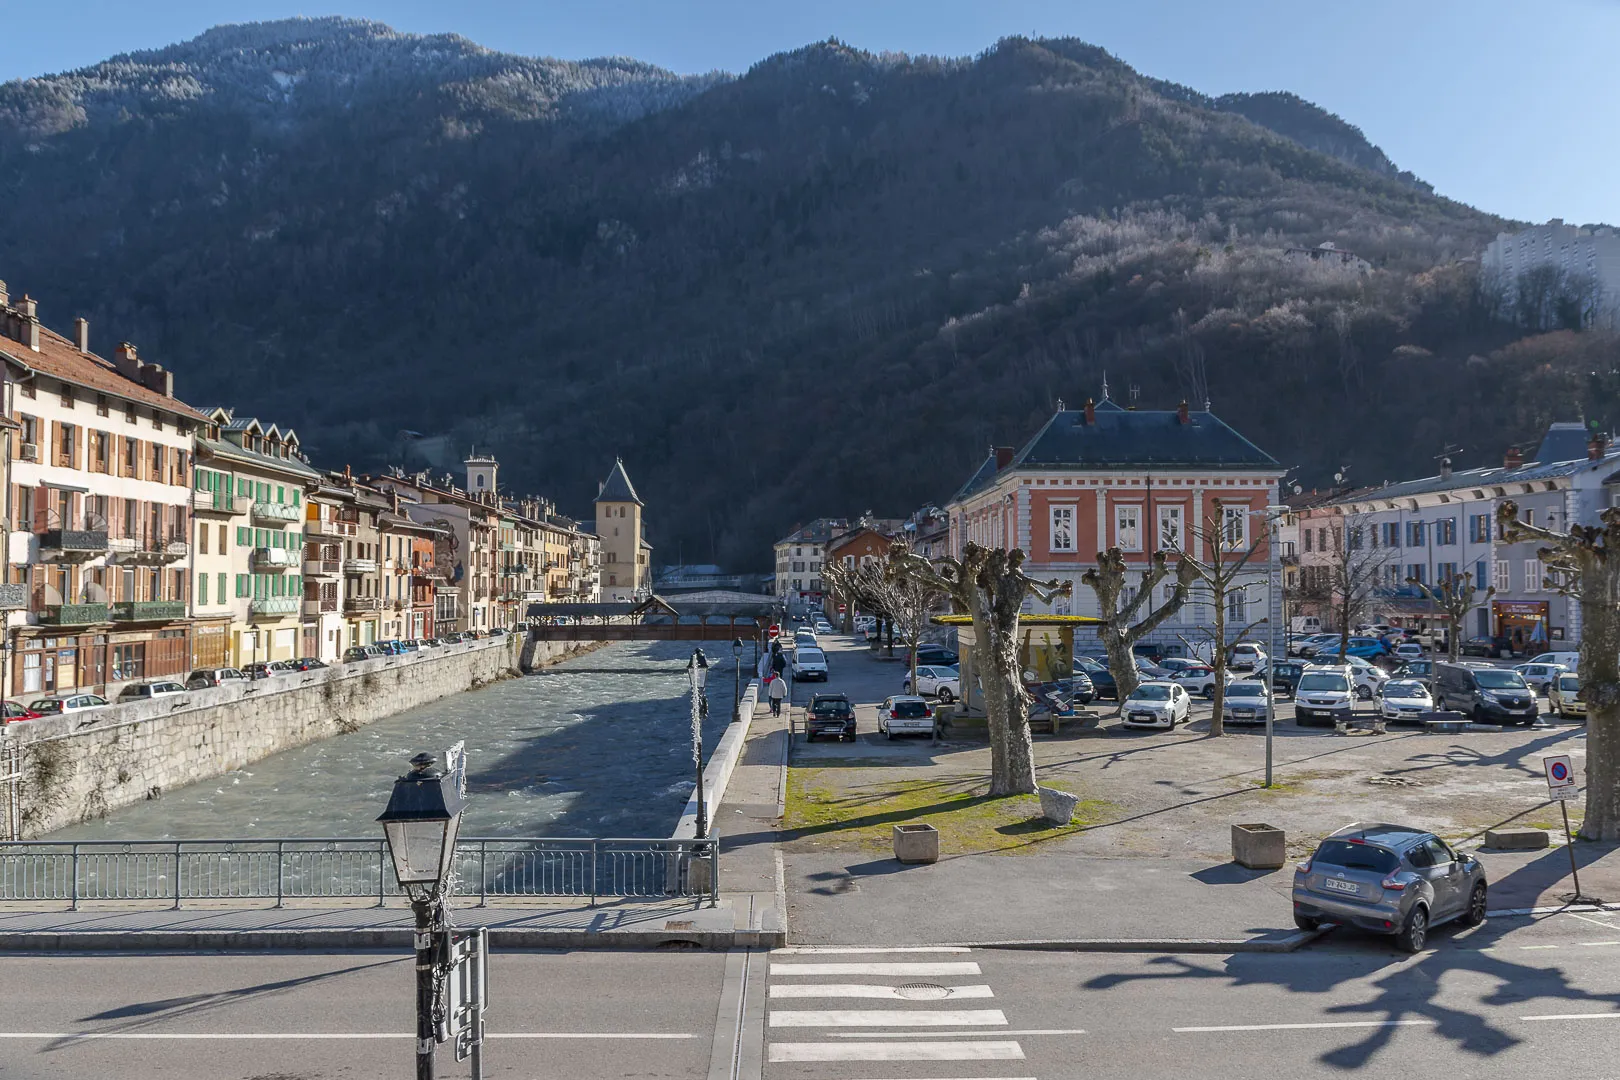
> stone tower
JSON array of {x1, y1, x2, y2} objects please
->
[{"x1": 595, "y1": 458, "x2": 647, "y2": 601}]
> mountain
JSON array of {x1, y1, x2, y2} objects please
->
[{"x1": 0, "y1": 20, "x2": 1611, "y2": 569}]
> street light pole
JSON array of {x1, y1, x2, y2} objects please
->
[
  {"x1": 688, "y1": 648, "x2": 709, "y2": 839},
  {"x1": 732, "y1": 638, "x2": 743, "y2": 723},
  {"x1": 413, "y1": 895, "x2": 438, "y2": 1080},
  {"x1": 1265, "y1": 508, "x2": 1279, "y2": 789}
]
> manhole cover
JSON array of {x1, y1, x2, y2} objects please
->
[
  {"x1": 1366, "y1": 775, "x2": 1420, "y2": 787},
  {"x1": 894, "y1": 982, "x2": 951, "y2": 1000}
]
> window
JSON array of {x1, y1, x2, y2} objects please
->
[
  {"x1": 1407, "y1": 564, "x2": 1425, "y2": 585},
  {"x1": 18, "y1": 414, "x2": 36, "y2": 447},
  {"x1": 152, "y1": 411, "x2": 163, "y2": 431},
  {"x1": 1222, "y1": 506, "x2": 1248, "y2": 549},
  {"x1": 150, "y1": 443, "x2": 164, "y2": 478},
  {"x1": 96, "y1": 394, "x2": 108, "y2": 417},
  {"x1": 198, "y1": 525, "x2": 208, "y2": 555},
  {"x1": 1227, "y1": 590, "x2": 1246, "y2": 623},
  {"x1": 1303, "y1": 528, "x2": 1313, "y2": 553},
  {"x1": 1317, "y1": 527, "x2": 1327, "y2": 551},
  {"x1": 219, "y1": 524, "x2": 228, "y2": 552},
  {"x1": 1437, "y1": 562, "x2": 1458, "y2": 585},
  {"x1": 59, "y1": 383, "x2": 73, "y2": 408},
  {"x1": 123, "y1": 438, "x2": 137, "y2": 477},
  {"x1": 93, "y1": 431, "x2": 110, "y2": 472},
  {"x1": 1475, "y1": 560, "x2": 1488, "y2": 586},
  {"x1": 1383, "y1": 564, "x2": 1403, "y2": 588},
  {"x1": 125, "y1": 404, "x2": 136, "y2": 424},
  {"x1": 1436, "y1": 518, "x2": 1456, "y2": 545},
  {"x1": 1115, "y1": 505, "x2": 1141, "y2": 550},
  {"x1": 1524, "y1": 559, "x2": 1542, "y2": 592},
  {"x1": 57, "y1": 422, "x2": 76, "y2": 468},
  {"x1": 1382, "y1": 522, "x2": 1400, "y2": 547},
  {"x1": 1406, "y1": 521, "x2": 1425, "y2": 547},
  {"x1": 1493, "y1": 560, "x2": 1511, "y2": 592},
  {"x1": 1348, "y1": 526, "x2": 1363, "y2": 551},
  {"x1": 1050, "y1": 505, "x2": 1076, "y2": 552},
  {"x1": 1524, "y1": 509, "x2": 1535, "y2": 528},
  {"x1": 1470, "y1": 514, "x2": 1491, "y2": 543},
  {"x1": 1157, "y1": 505, "x2": 1182, "y2": 551}
]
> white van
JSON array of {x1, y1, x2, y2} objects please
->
[
  {"x1": 1290, "y1": 616, "x2": 1322, "y2": 636},
  {"x1": 1527, "y1": 651, "x2": 1579, "y2": 673}
]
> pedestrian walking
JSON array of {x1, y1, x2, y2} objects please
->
[{"x1": 767, "y1": 673, "x2": 786, "y2": 716}]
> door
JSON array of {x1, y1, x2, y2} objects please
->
[{"x1": 1407, "y1": 838, "x2": 1460, "y2": 918}]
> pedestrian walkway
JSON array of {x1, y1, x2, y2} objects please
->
[
  {"x1": 711, "y1": 677, "x2": 790, "y2": 942},
  {"x1": 765, "y1": 946, "x2": 1037, "y2": 1071}
]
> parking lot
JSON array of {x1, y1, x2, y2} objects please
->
[{"x1": 784, "y1": 629, "x2": 1590, "y2": 863}]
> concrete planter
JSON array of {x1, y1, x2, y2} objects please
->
[
  {"x1": 1231, "y1": 822, "x2": 1287, "y2": 870},
  {"x1": 893, "y1": 823, "x2": 940, "y2": 864},
  {"x1": 1037, "y1": 786, "x2": 1080, "y2": 825}
]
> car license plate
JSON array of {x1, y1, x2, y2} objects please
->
[
  {"x1": 1130, "y1": 713, "x2": 1155, "y2": 723},
  {"x1": 1233, "y1": 709, "x2": 1254, "y2": 718},
  {"x1": 1321, "y1": 877, "x2": 1360, "y2": 895}
]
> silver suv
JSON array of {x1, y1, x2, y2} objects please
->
[{"x1": 1292, "y1": 823, "x2": 1487, "y2": 952}]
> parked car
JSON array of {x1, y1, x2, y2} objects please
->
[
  {"x1": 1297, "y1": 635, "x2": 1344, "y2": 659},
  {"x1": 374, "y1": 640, "x2": 402, "y2": 656},
  {"x1": 1067, "y1": 668, "x2": 1095, "y2": 706},
  {"x1": 186, "y1": 667, "x2": 247, "y2": 689},
  {"x1": 0, "y1": 701, "x2": 42, "y2": 723},
  {"x1": 1434, "y1": 662, "x2": 1538, "y2": 725},
  {"x1": 290, "y1": 657, "x2": 328, "y2": 671},
  {"x1": 793, "y1": 632, "x2": 818, "y2": 652},
  {"x1": 1392, "y1": 642, "x2": 1425, "y2": 662},
  {"x1": 1222, "y1": 680, "x2": 1269, "y2": 726},
  {"x1": 489, "y1": 627, "x2": 507, "y2": 637},
  {"x1": 1267, "y1": 660, "x2": 1305, "y2": 699},
  {"x1": 241, "y1": 662, "x2": 277, "y2": 680},
  {"x1": 1378, "y1": 679, "x2": 1434, "y2": 725},
  {"x1": 117, "y1": 680, "x2": 187, "y2": 703},
  {"x1": 267, "y1": 659, "x2": 299, "y2": 674},
  {"x1": 1342, "y1": 636, "x2": 1391, "y2": 660},
  {"x1": 1513, "y1": 662, "x2": 1569, "y2": 695},
  {"x1": 28, "y1": 693, "x2": 109, "y2": 716},
  {"x1": 805, "y1": 694, "x2": 855, "y2": 742},
  {"x1": 1120, "y1": 681, "x2": 1190, "y2": 730},
  {"x1": 901, "y1": 664, "x2": 960, "y2": 703},
  {"x1": 1460, "y1": 636, "x2": 1504, "y2": 658},
  {"x1": 1549, "y1": 673, "x2": 1585, "y2": 719},
  {"x1": 1292, "y1": 824, "x2": 1487, "y2": 952},
  {"x1": 1527, "y1": 651, "x2": 1580, "y2": 673},
  {"x1": 1228, "y1": 642, "x2": 1267, "y2": 672},
  {"x1": 1293, "y1": 668, "x2": 1355, "y2": 727},
  {"x1": 1166, "y1": 664, "x2": 1222, "y2": 698},
  {"x1": 792, "y1": 647, "x2": 829, "y2": 681},
  {"x1": 1131, "y1": 643, "x2": 1166, "y2": 664},
  {"x1": 1343, "y1": 656, "x2": 1390, "y2": 700},
  {"x1": 1390, "y1": 659, "x2": 1434, "y2": 681},
  {"x1": 880, "y1": 695, "x2": 935, "y2": 739},
  {"x1": 1074, "y1": 656, "x2": 1117, "y2": 699},
  {"x1": 342, "y1": 646, "x2": 375, "y2": 664},
  {"x1": 1134, "y1": 656, "x2": 1172, "y2": 679},
  {"x1": 914, "y1": 644, "x2": 960, "y2": 668}
]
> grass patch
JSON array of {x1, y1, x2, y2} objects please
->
[{"x1": 784, "y1": 768, "x2": 1116, "y2": 855}]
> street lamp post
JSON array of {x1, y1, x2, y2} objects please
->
[
  {"x1": 731, "y1": 637, "x2": 743, "y2": 723},
  {"x1": 1262, "y1": 504, "x2": 1288, "y2": 789},
  {"x1": 377, "y1": 752, "x2": 467, "y2": 1080},
  {"x1": 688, "y1": 648, "x2": 710, "y2": 839}
]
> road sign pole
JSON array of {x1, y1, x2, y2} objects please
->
[{"x1": 1560, "y1": 801, "x2": 1584, "y2": 902}]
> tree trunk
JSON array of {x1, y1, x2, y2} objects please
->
[
  {"x1": 972, "y1": 597, "x2": 1037, "y2": 796},
  {"x1": 1104, "y1": 628, "x2": 1139, "y2": 703},
  {"x1": 1580, "y1": 562, "x2": 1620, "y2": 841},
  {"x1": 1208, "y1": 601, "x2": 1228, "y2": 736}
]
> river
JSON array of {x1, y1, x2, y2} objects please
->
[{"x1": 43, "y1": 641, "x2": 748, "y2": 841}]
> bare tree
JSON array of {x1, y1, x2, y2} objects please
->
[
  {"x1": 1311, "y1": 511, "x2": 1391, "y2": 660},
  {"x1": 1178, "y1": 500, "x2": 1269, "y2": 736},
  {"x1": 1407, "y1": 570, "x2": 1495, "y2": 663},
  {"x1": 821, "y1": 558, "x2": 866, "y2": 635},
  {"x1": 1497, "y1": 501, "x2": 1620, "y2": 841},
  {"x1": 872, "y1": 542, "x2": 947, "y2": 693},
  {"x1": 1081, "y1": 549, "x2": 1196, "y2": 702},
  {"x1": 890, "y1": 542, "x2": 1069, "y2": 796}
]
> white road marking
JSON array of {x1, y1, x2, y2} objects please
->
[
  {"x1": 1520, "y1": 1012, "x2": 1620, "y2": 1022},
  {"x1": 1174, "y1": 1020, "x2": 1438, "y2": 1033},
  {"x1": 769, "y1": 984, "x2": 995, "y2": 1000},
  {"x1": 829, "y1": 1029, "x2": 1086, "y2": 1038},
  {"x1": 1519, "y1": 945, "x2": 1560, "y2": 950},
  {"x1": 0, "y1": 1032, "x2": 696, "y2": 1040},
  {"x1": 770, "y1": 1010, "x2": 1006, "y2": 1028},
  {"x1": 772, "y1": 946, "x2": 972, "y2": 954},
  {"x1": 770, "y1": 962, "x2": 981, "y2": 977},
  {"x1": 768, "y1": 1040, "x2": 1025, "y2": 1062},
  {"x1": 1569, "y1": 912, "x2": 1620, "y2": 932}
]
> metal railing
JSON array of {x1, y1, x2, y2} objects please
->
[{"x1": 0, "y1": 837, "x2": 718, "y2": 908}]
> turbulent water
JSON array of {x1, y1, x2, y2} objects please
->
[{"x1": 44, "y1": 641, "x2": 745, "y2": 841}]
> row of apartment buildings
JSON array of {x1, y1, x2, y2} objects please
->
[
  {"x1": 0, "y1": 281, "x2": 643, "y2": 699},
  {"x1": 772, "y1": 509, "x2": 949, "y2": 614}
]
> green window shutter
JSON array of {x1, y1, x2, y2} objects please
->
[
  {"x1": 276, "y1": 486, "x2": 285, "y2": 504},
  {"x1": 217, "y1": 572, "x2": 226, "y2": 602},
  {"x1": 292, "y1": 490, "x2": 301, "y2": 507},
  {"x1": 196, "y1": 574, "x2": 207, "y2": 605},
  {"x1": 272, "y1": 576, "x2": 282, "y2": 598},
  {"x1": 235, "y1": 574, "x2": 247, "y2": 598}
]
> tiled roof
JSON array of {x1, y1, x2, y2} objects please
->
[
  {"x1": 949, "y1": 453, "x2": 1000, "y2": 503},
  {"x1": 1329, "y1": 453, "x2": 1620, "y2": 506},
  {"x1": 0, "y1": 323, "x2": 209, "y2": 422},
  {"x1": 596, "y1": 458, "x2": 642, "y2": 505},
  {"x1": 195, "y1": 435, "x2": 322, "y2": 480},
  {"x1": 776, "y1": 517, "x2": 848, "y2": 546},
  {"x1": 1534, "y1": 422, "x2": 1592, "y2": 466}
]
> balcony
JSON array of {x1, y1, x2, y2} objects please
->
[
  {"x1": 500, "y1": 542, "x2": 517, "y2": 553},
  {"x1": 192, "y1": 490, "x2": 237, "y2": 515},
  {"x1": 0, "y1": 584, "x2": 27, "y2": 611},
  {"x1": 303, "y1": 557, "x2": 341, "y2": 577},
  {"x1": 107, "y1": 535, "x2": 188, "y2": 565},
  {"x1": 39, "y1": 528, "x2": 110, "y2": 559},
  {"x1": 37, "y1": 602, "x2": 110, "y2": 625},
  {"x1": 411, "y1": 564, "x2": 446, "y2": 580},
  {"x1": 303, "y1": 597, "x2": 338, "y2": 617},
  {"x1": 344, "y1": 596, "x2": 381, "y2": 615},
  {"x1": 344, "y1": 558, "x2": 378, "y2": 575},
  {"x1": 110, "y1": 600, "x2": 187, "y2": 623},
  {"x1": 250, "y1": 597, "x2": 300, "y2": 616},
  {"x1": 252, "y1": 502, "x2": 302, "y2": 524},
  {"x1": 310, "y1": 518, "x2": 359, "y2": 538},
  {"x1": 252, "y1": 547, "x2": 295, "y2": 571}
]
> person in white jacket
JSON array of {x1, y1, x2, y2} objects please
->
[{"x1": 767, "y1": 673, "x2": 787, "y2": 716}]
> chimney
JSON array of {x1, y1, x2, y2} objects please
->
[
  {"x1": 1177, "y1": 400, "x2": 1190, "y2": 424},
  {"x1": 1589, "y1": 434, "x2": 1608, "y2": 461},
  {"x1": 113, "y1": 342, "x2": 141, "y2": 380},
  {"x1": 17, "y1": 294, "x2": 38, "y2": 351},
  {"x1": 1504, "y1": 446, "x2": 1523, "y2": 470},
  {"x1": 1439, "y1": 456, "x2": 1452, "y2": 479},
  {"x1": 0, "y1": 280, "x2": 7, "y2": 308},
  {"x1": 74, "y1": 317, "x2": 89, "y2": 354},
  {"x1": 1084, "y1": 398, "x2": 1096, "y2": 425},
  {"x1": 994, "y1": 446, "x2": 1014, "y2": 470},
  {"x1": 139, "y1": 362, "x2": 173, "y2": 398}
]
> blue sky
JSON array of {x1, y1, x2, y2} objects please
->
[{"x1": 3, "y1": 0, "x2": 1616, "y2": 225}]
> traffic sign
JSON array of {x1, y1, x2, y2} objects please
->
[
  {"x1": 767, "y1": 624, "x2": 780, "y2": 639},
  {"x1": 444, "y1": 926, "x2": 488, "y2": 1072},
  {"x1": 1544, "y1": 755, "x2": 1578, "y2": 802}
]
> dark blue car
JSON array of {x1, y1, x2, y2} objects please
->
[{"x1": 1074, "y1": 655, "x2": 1118, "y2": 700}]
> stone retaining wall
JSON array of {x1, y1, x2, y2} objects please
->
[{"x1": 8, "y1": 636, "x2": 603, "y2": 837}]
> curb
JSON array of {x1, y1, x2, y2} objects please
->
[
  {"x1": 941, "y1": 927, "x2": 1331, "y2": 954},
  {"x1": 0, "y1": 926, "x2": 787, "y2": 953}
]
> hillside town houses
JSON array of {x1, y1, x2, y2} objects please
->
[{"x1": 0, "y1": 281, "x2": 612, "y2": 698}]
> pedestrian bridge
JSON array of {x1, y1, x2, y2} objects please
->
[{"x1": 524, "y1": 594, "x2": 783, "y2": 643}]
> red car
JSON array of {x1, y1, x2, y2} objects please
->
[{"x1": 1, "y1": 701, "x2": 42, "y2": 723}]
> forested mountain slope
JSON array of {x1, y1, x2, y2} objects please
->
[{"x1": 1, "y1": 19, "x2": 1612, "y2": 567}]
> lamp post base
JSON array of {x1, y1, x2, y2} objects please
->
[{"x1": 414, "y1": 897, "x2": 438, "y2": 1080}]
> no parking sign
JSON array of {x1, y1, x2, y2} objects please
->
[{"x1": 1544, "y1": 755, "x2": 1578, "y2": 801}]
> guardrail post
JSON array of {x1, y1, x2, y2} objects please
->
[
  {"x1": 478, "y1": 841, "x2": 488, "y2": 908},
  {"x1": 589, "y1": 840, "x2": 597, "y2": 909},
  {"x1": 172, "y1": 842, "x2": 181, "y2": 910},
  {"x1": 709, "y1": 840, "x2": 719, "y2": 907},
  {"x1": 70, "y1": 844, "x2": 79, "y2": 912},
  {"x1": 275, "y1": 840, "x2": 285, "y2": 909},
  {"x1": 377, "y1": 839, "x2": 386, "y2": 908}
]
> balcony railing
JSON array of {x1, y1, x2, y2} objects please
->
[
  {"x1": 303, "y1": 554, "x2": 341, "y2": 576},
  {"x1": 303, "y1": 597, "x2": 339, "y2": 617},
  {"x1": 344, "y1": 558, "x2": 378, "y2": 575},
  {"x1": 310, "y1": 519, "x2": 358, "y2": 538},
  {"x1": 110, "y1": 600, "x2": 187, "y2": 623},
  {"x1": 251, "y1": 502, "x2": 302, "y2": 524},
  {"x1": 252, "y1": 548, "x2": 294, "y2": 571},
  {"x1": 36, "y1": 602, "x2": 110, "y2": 625},
  {"x1": 249, "y1": 597, "x2": 300, "y2": 616},
  {"x1": 106, "y1": 533, "x2": 187, "y2": 565},
  {"x1": 39, "y1": 528, "x2": 110, "y2": 555},
  {"x1": 192, "y1": 490, "x2": 237, "y2": 515},
  {"x1": 411, "y1": 564, "x2": 446, "y2": 580},
  {"x1": 344, "y1": 596, "x2": 381, "y2": 614}
]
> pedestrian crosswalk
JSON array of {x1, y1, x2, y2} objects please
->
[{"x1": 764, "y1": 946, "x2": 1048, "y2": 1078}]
